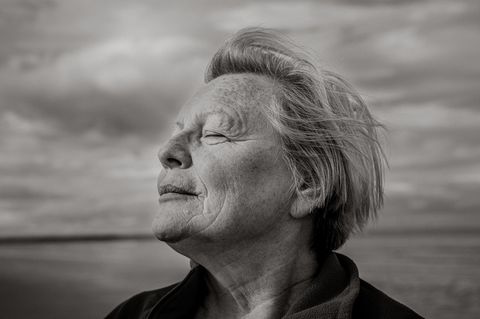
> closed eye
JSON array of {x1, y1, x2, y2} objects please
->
[
  {"x1": 204, "y1": 133, "x2": 225, "y2": 138},
  {"x1": 202, "y1": 131, "x2": 230, "y2": 143}
]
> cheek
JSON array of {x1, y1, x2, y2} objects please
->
[
  {"x1": 192, "y1": 150, "x2": 229, "y2": 214},
  {"x1": 190, "y1": 143, "x2": 294, "y2": 239},
  {"x1": 197, "y1": 144, "x2": 291, "y2": 212},
  {"x1": 235, "y1": 146, "x2": 290, "y2": 191}
]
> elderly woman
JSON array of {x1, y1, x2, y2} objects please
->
[{"x1": 106, "y1": 28, "x2": 422, "y2": 319}]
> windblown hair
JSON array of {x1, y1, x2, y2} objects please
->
[{"x1": 205, "y1": 28, "x2": 386, "y2": 253}]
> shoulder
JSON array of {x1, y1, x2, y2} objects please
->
[
  {"x1": 104, "y1": 283, "x2": 177, "y2": 319},
  {"x1": 353, "y1": 279, "x2": 424, "y2": 319}
]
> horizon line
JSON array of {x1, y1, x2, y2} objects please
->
[{"x1": 0, "y1": 226, "x2": 479, "y2": 245}]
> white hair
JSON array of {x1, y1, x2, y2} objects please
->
[{"x1": 205, "y1": 27, "x2": 386, "y2": 252}]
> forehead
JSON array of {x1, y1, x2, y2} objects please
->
[{"x1": 178, "y1": 73, "x2": 275, "y2": 125}]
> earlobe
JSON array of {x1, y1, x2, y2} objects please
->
[{"x1": 290, "y1": 188, "x2": 317, "y2": 219}]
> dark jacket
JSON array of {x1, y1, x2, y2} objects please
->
[{"x1": 105, "y1": 253, "x2": 423, "y2": 319}]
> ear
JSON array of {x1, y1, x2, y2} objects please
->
[{"x1": 290, "y1": 188, "x2": 318, "y2": 219}]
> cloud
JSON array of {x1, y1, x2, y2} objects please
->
[
  {"x1": 377, "y1": 104, "x2": 480, "y2": 130},
  {"x1": 379, "y1": 105, "x2": 480, "y2": 175},
  {"x1": 0, "y1": 0, "x2": 479, "y2": 236},
  {"x1": 212, "y1": 2, "x2": 324, "y2": 32},
  {"x1": 211, "y1": 0, "x2": 480, "y2": 113},
  {"x1": 0, "y1": 35, "x2": 207, "y2": 138}
]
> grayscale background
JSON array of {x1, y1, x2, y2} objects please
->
[{"x1": 0, "y1": 0, "x2": 479, "y2": 318}]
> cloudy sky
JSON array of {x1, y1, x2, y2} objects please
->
[{"x1": 0, "y1": 0, "x2": 479, "y2": 236}]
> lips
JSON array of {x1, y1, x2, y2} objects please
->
[{"x1": 158, "y1": 184, "x2": 198, "y2": 197}]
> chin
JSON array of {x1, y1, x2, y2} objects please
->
[
  {"x1": 151, "y1": 216, "x2": 189, "y2": 243},
  {"x1": 153, "y1": 230, "x2": 185, "y2": 243},
  {"x1": 153, "y1": 198, "x2": 204, "y2": 242}
]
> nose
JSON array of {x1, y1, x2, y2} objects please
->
[{"x1": 158, "y1": 135, "x2": 192, "y2": 169}]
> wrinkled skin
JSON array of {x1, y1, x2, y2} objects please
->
[
  {"x1": 154, "y1": 73, "x2": 295, "y2": 244},
  {"x1": 154, "y1": 73, "x2": 317, "y2": 319}
]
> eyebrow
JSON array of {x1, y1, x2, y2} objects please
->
[
  {"x1": 177, "y1": 108, "x2": 245, "y2": 136},
  {"x1": 202, "y1": 109, "x2": 239, "y2": 131}
]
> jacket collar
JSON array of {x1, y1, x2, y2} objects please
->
[
  {"x1": 284, "y1": 252, "x2": 360, "y2": 319},
  {"x1": 147, "y1": 252, "x2": 360, "y2": 319}
]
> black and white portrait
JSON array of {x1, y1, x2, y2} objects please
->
[{"x1": 0, "y1": 1, "x2": 479, "y2": 319}]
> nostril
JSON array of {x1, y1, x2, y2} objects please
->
[
  {"x1": 158, "y1": 137, "x2": 192, "y2": 169},
  {"x1": 167, "y1": 157, "x2": 182, "y2": 168}
]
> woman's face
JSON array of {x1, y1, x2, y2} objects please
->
[{"x1": 154, "y1": 73, "x2": 294, "y2": 244}]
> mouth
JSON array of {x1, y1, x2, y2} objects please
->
[{"x1": 158, "y1": 184, "x2": 198, "y2": 198}]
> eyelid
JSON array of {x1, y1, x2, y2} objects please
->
[
  {"x1": 201, "y1": 130, "x2": 230, "y2": 143},
  {"x1": 203, "y1": 132, "x2": 225, "y2": 137},
  {"x1": 202, "y1": 129, "x2": 226, "y2": 136}
]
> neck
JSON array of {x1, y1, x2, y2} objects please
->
[{"x1": 170, "y1": 217, "x2": 318, "y2": 319}]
